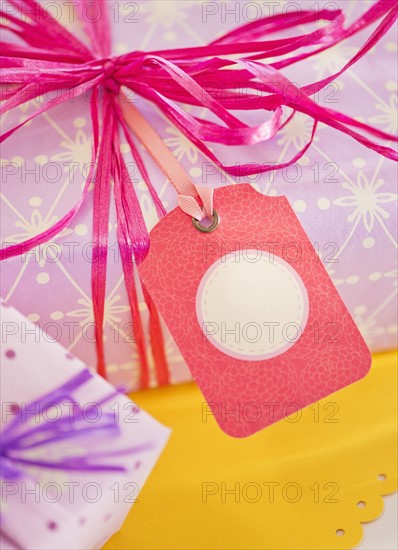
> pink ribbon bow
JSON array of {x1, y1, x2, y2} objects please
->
[{"x1": 1, "y1": 0, "x2": 397, "y2": 387}]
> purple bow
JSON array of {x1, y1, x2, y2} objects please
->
[{"x1": 1, "y1": 370, "x2": 151, "y2": 480}]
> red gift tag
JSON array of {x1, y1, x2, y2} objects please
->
[
  {"x1": 118, "y1": 101, "x2": 370, "y2": 437},
  {"x1": 139, "y1": 184, "x2": 371, "y2": 437}
]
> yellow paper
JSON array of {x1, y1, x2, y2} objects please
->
[{"x1": 105, "y1": 351, "x2": 397, "y2": 550}]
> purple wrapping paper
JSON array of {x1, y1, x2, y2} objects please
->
[{"x1": 1, "y1": 0, "x2": 397, "y2": 393}]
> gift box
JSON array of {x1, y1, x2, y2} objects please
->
[
  {"x1": 1, "y1": 0, "x2": 397, "y2": 392},
  {"x1": 0, "y1": 302, "x2": 170, "y2": 550}
]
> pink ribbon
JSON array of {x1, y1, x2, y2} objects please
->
[{"x1": 1, "y1": 0, "x2": 397, "y2": 386}]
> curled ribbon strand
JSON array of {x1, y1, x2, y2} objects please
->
[{"x1": 0, "y1": 0, "x2": 397, "y2": 386}]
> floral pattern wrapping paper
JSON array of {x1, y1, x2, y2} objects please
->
[{"x1": 1, "y1": 0, "x2": 397, "y2": 391}]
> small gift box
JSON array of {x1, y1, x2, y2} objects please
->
[
  {"x1": 1, "y1": 0, "x2": 397, "y2": 392},
  {"x1": 0, "y1": 302, "x2": 170, "y2": 550}
]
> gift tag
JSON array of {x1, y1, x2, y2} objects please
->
[{"x1": 139, "y1": 184, "x2": 371, "y2": 437}]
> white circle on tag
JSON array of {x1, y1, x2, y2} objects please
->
[{"x1": 196, "y1": 250, "x2": 309, "y2": 360}]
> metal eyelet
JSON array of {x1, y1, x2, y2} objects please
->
[{"x1": 192, "y1": 210, "x2": 220, "y2": 233}]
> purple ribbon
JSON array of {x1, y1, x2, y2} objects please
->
[{"x1": 1, "y1": 370, "x2": 151, "y2": 480}]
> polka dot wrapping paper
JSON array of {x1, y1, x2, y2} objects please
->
[
  {"x1": 1, "y1": 0, "x2": 397, "y2": 393},
  {"x1": 0, "y1": 302, "x2": 170, "y2": 550}
]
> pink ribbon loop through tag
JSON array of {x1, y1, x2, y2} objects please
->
[{"x1": 120, "y1": 96, "x2": 214, "y2": 222}]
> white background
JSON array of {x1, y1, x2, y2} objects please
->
[{"x1": 358, "y1": 493, "x2": 397, "y2": 549}]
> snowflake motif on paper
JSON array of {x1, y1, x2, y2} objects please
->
[
  {"x1": 25, "y1": 95, "x2": 47, "y2": 112},
  {"x1": 333, "y1": 171, "x2": 397, "y2": 232},
  {"x1": 138, "y1": 180, "x2": 168, "y2": 231},
  {"x1": 384, "y1": 268, "x2": 398, "y2": 286},
  {"x1": 354, "y1": 315, "x2": 385, "y2": 347},
  {"x1": 6, "y1": 210, "x2": 57, "y2": 243},
  {"x1": 51, "y1": 129, "x2": 92, "y2": 173},
  {"x1": 107, "y1": 356, "x2": 142, "y2": 388},
  {"x1": 277, "y1": 113, "x2": 313, "y2": 151},
  {"x1": 163, "y1": 126, "x2": 198, "y2": 163},
  {"x1": 106, "y1": 303, "x2": 183, "y2": 387},
  {"x1": 137, "y1": 0, "x2": 196, "y2": 28},
  {"x1": 331, "y1": 276, "x2": 344, "y2": 287},
  {"x1": 67, "y1": 295, "x2": 130, "y2": 327},
  {"x1": 48, "y1": 1, "x2": 78, "y2": 30},
  {"x1": 107, "y1": 351, "x2": 154, "y2": 389},
  {"x1": 140, "y1": 193, "x2": 159, "y2": 231},
  {"x1": 312, "y1": 44, "x2": 358, "y2": 79},
  {"x1": 1, "y1": 156, "x2": 24, "y2": 167},
  {"x1": 4, "y1": 210, "x2": 73, "y2": 267},
  {"x1": 368, "y1": 94, "x2": 398, "y2": 134}
]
